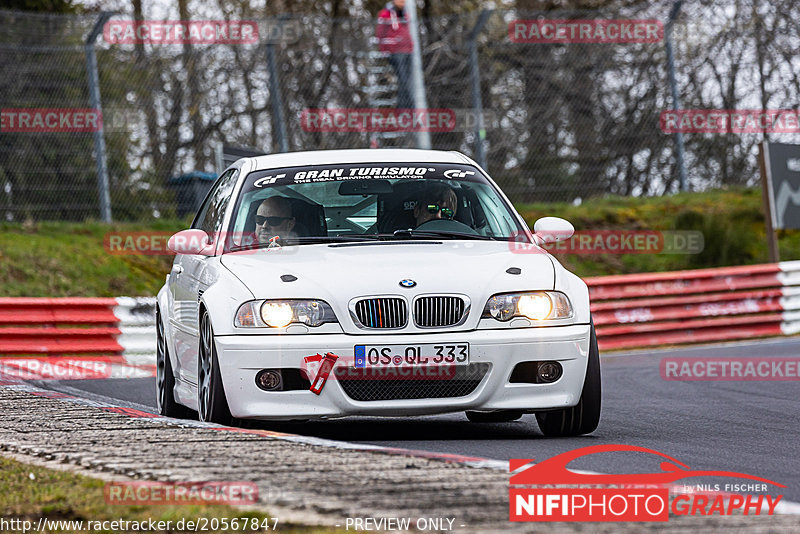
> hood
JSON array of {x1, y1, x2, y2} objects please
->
[{"x1": 220, "y1": 240, "x2": 554, "y2": 332}]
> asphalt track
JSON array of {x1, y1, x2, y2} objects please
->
[{"x1": 33, "y1": 337, "x2": 800, "y2": 502}]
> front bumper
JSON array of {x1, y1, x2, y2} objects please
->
[{"x1": 214, "y1": 324, "x2": 591, "y2": 420}]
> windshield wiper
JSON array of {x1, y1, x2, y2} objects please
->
[
  {"x1": 390, "y1": 229, "x2": 496, "y2": 241},
  {"x1": 229, "y1": 231, "x2": 498, "y2": 251},
  {"x1": 289, "y1": 236, "x2": 383, "y2": 244},
  {"x1": 229, "y1": 235, "x2": 381, "y2": 251}
]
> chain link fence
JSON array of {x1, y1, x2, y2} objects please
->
[{"x1": 2, "y1": 1, "x2": 800, "y2": 221}]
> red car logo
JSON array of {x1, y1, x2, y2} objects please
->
[{"x1": 510, "y1": 444, "x2": 785, "y2": 487}]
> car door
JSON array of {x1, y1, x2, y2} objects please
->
[{"x1": 171, "y1": 168, "x2": 239, "y2": 386}]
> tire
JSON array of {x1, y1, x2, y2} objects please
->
[
  {"x1": 536, "y1": 321, "x2": 601, "y2": 437},
  {"x1": 197, "y1": 310, "x2": 233, "y2": 425},
  {"x1": 155, "y1": 309, "x2": 192, "y2": 419},
  {"x1": 465, "y1": 410, "x2": 523, "y2": 423}
]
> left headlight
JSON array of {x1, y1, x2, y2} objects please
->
[
  {"x1": 235, "y1": 300, "x2": 338, "y2": 328},
  {"x1": 482, "y1": 291, "x2": 573, "y2": 322}
]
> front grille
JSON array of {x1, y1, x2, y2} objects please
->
[
  {"x1": 353, "y1": 297, "x2": 407, "y2": 329},
  {"x1": 414, "y1": 296, "x2": 467, "y2": 327},
  {"x1": 336, "y1": 363, "x2": 490, "y2": 401}
]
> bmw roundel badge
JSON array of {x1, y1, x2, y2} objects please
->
[{"x1": 399, "y1": 279, "x2": 416, "y2": 288}]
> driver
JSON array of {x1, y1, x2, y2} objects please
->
[
  {"x1": 413, "y1": 183, "x2": 457, "y2": 227},
  {"x1": 255, "y1": 196, "x2": 297, "y2": 244}
]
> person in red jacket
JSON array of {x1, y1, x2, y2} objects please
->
[{"x1": 376, "y1": 0, "x2": 413, "y2": 109}]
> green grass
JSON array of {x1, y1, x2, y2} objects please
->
[
  {"x1": 1, "y1": 188, "x2": 798, "y2": 296},
  {"x1": 0, "y1": 219, "x2": 186, "y2": 297},
  {"x1": 0, "y1": 455, "x2": 338, "y2": 534}
]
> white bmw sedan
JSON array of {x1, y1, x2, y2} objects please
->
[{"x1": 156, "y1": 148, "x2": 600, "y2": 436}]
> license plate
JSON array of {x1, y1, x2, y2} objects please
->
[{"x1": 354, "y1": 343, "x2": 469, "y2": 368}]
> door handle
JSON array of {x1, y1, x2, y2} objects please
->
[{"x1": 171, "y1": 265, "x2": 183, "y2": 274}]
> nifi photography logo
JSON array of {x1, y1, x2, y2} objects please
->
[{"x1": 509, "y1": 444, "x2": 784, "y2": 522}]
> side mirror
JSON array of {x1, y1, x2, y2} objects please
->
[
  {"x1": 167, "y1": 229, "x2": 214, "y2": 255},
  {"x1": 533, "y1": 217, "x2": 574, "y2": 244}
]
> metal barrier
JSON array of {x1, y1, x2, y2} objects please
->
[
  {"x1": 1, "y1": 262, "x2": 799, "y2": 357},
  {"x1": 588, "y1": 261, "x2": 800, "y2": 350},
  {"x1": 0, "y1": 297, "x2": 155, "y2": 358}
]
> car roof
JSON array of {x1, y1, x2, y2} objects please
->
[{"x1": 248, "y1": 148, "x2": 473, "y2": 171}]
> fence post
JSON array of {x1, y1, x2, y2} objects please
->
[
  {"x1": 85, "y1": 11, "x2": 115, "y2": 222},
  {"x1": 467, "y1": 9, "x2": 493, "y2": 171},
  {"x1": 406, "y1": 0, "x2": 430, "y2": 149},
  {"x1": 665, "y1": 1, "x2": 688, "y2": 193},
  {"x1": 266, "y1": 16, "x2": 289, "y2": 153},
  {"x1": 758, "y1": 141, "x2": 780, "y2": 263}
]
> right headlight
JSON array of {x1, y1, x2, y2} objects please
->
[
  {"x1": 235, "y1": 299, "x2": 338, "y2": 328},
  {"x1": 482, "y1": 291, "x2": 573, "y2": 322}
]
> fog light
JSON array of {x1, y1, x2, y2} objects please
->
[
  {"x1": 255, "y1": 369, "x2": 283, "y2": 391},
  {"x1": 537, "y1": 361, "x2": 562, "y2": 383}
]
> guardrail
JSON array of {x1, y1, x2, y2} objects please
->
[
  {"x1": 1, "y1": 261, "x2": 799, "y2": 357},
  {"x1": 0, "y1": 297, "x2": 155, "y2": 359},
  {"x1": 588, "y1": 261, "x2": 800, "y2": 350}
]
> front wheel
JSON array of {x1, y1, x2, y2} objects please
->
[
  {"x1": 536, "y1": 322, "x2": 601, "y2": 437},
  {"x1": 197, "y1": 310, "x2": 233, "y2": 426}
]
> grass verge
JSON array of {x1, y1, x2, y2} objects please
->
[
  {"x1": 517, "y1": 187, "x2": 800, "y2": 277},
  {"x1": 1, "y1": 189, "x2": 798, "y2": 296},
  {"x1": 0, "y1": 220, "x2": 185, "y2": 297},
  {"x1": 0, "y1": 454, "x2": 337, "y2": 533}
]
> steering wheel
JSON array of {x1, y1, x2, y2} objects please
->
[{"x1": 415, "y1": 219, "x2": 479, "y2": 235}]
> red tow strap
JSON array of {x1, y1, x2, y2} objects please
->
[{"x1": 309, "y1": 352, "x2": 338, "y2": 395}]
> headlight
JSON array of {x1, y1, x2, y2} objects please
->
[
  {"x1": 261, "y1": 302, "x2": 294, "y2": 328},
  {"x1": 486, "y1": 294, "x2": 516, "y2": 321},
  {"x1": 234, "y1": 300, "x2": 337, "y2": 328},
  {"x1": 293, "y1": 301, "x2": 326, "y2": 327},
  {"x1": 517, "y1": 293, "x2": 552, "y2": 320},
  {"x1": 483, "y1": 292, "x2": 573, "y2": 322}
]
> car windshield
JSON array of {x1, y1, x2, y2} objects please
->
[{"x1": 225, "y1": 162, "x2": 528, "y2": 250}]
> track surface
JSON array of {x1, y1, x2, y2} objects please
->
[{"x1": 37, "y1": 338, "x2": 800, "y2": 501}]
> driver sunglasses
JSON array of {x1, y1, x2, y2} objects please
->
[
  {"x1": 255, "y1": 215, "x2": 291, "y2": 226},
  {"x1": 426, "y1": 204, "x2": 455, "y2": 220}
]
